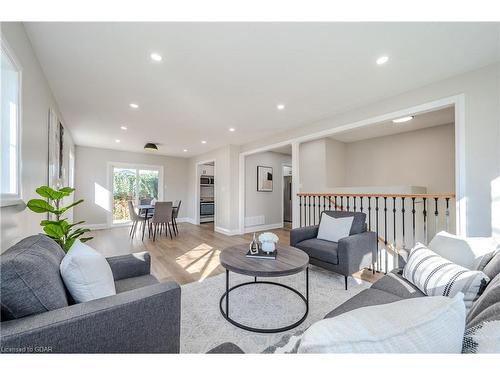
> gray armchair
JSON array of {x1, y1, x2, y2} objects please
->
[
  {"x1": 0, "y1": 235, "x2": 180, "y2": 353},
  {"x1": 290, "y1": 211, "x2": 377, "y2": 289}
]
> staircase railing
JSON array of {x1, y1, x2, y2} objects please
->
[{"x1": 297, "y1": 192, "x2": 456, "y2": 273}]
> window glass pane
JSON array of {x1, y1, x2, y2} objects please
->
[
  {"x1": 138, "y1": 169, "x2": 159, "y2": 202},
  {"x1": 1, "y1": 46, "x2": 20, "y2": 197},
  {"x1": 112, "y1": 168, "x2": 137, "y2": 223}
]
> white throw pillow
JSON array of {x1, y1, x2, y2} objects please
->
[
  {"x1": 317, "y1": 214, "x2": 354, "y2": 243},
  {"x1": 60, "y1": 240, "x2": 116, "y2": 303},
  {"x1": 403, "y1": 243, "x2": 489, "y2": 310},
  {"x1": 298, "y1": 293, "x2": 466, "y2": 353},
  {"x1": 429, "y1": 231, "x2": 499, "y2": 270}
]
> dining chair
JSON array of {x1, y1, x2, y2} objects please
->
[
  {"x1": 172, "y1": 200, "x2": 182, "y2": 235},
  {"x1": 128, "y1": 201, "x2": 152, "y2": 238},
  {"x1": 149, "y1": 202, "x2": 173, "y2": 241}
]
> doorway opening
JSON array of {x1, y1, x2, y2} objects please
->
[
  {"x1": 196, "y1": 160, "x2": 216, "y2": 230},
  {"x1": 282, "y1": 164, "x2": 292, "y2": 230}
]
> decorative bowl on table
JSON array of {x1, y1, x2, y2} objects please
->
[{"x1": 258, "y1": 232, "x2": 279, "y2": 253}]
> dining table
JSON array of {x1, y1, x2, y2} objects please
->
[{"x1": 137, "y1": 203, "x2": 177, "y2": 241}]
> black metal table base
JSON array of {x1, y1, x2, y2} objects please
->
[{"x1": 219, "y1": 267, "x2": 309, "y2": 333}]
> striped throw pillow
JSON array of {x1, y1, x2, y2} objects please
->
[{"x1": 403, "y1": 243, "x2": 489, "y2": 310}]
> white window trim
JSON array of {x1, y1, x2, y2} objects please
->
[
  {"x1": 0, "y1": 38, "x2": 23, "y2": 207},
  {"x1": 106, "y1": 161, "x2": 165, "y2": 227}
]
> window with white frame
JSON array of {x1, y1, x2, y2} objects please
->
[{"x1": 1, "y1": 40, "x2": 22, "y2": 206}]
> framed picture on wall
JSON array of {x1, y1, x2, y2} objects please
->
[{"x1": 257, "y1": 166, "x2": 273, "y2": 192}]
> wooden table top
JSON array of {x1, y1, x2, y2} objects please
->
[{"x1": 219, "y1": 244, "x2": 309, "y2": 277}]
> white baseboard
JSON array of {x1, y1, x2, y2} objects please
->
[
  {"x1": 244, "y1": 222, "x2": 283, "y2": 234},
  {"x1": 177, "y1": 217, "x2": 196, "y2": 224},
  {"x1": 85, "y1": 223, "x2": 109, "y2": 231},
  {"x1": 214, "y1": 226, "x2": 241, "y2": 236}
]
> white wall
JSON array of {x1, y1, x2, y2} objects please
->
[
  {"x1": 244, "y1": 151, "x2": 291, "y2": 229},
  {"x1": 73, "y1": 146, "x2": 189, "y2": 226},
  {"x1": 186, "y1": 144, "x2": 240, "y2": 233},
  {"x1": 344, "y1": 123, "x2": 455, "y2": 192},
  {"x1": 1, "y1": 23, "x2": 75, "y2": 252},
  {"x1": 240, "y1": 63, "x2": 500, "y2": 237}
]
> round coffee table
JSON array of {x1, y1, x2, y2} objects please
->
[{"x1": 219, "y1": 244, "x2": 309, "y2": 333}]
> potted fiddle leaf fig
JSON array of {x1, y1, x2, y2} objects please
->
[{"x1": 27, "y1": 186, "x2": 93, "y2": 252}]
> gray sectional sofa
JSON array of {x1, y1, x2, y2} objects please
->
[
  {"x1": 209, "y1": 250, "x2": 500, "y2": 353},
  {"x1": 0, "y1": 235, "x2": 181, "y2": 353}
]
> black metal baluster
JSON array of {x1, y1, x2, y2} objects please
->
[
  {"x1": 423, "y1": 197, "x2": 428, "y2": 244},
  {"x1": 368, "y1": 197, "x2": 372, "y2": 231},
  {"x1": 401, "y1": 197, "x2": 406, "y2": 250},
  {"x1": 340, "y1": 196, "x2": 344, "y2": 211},
  {"x1": 313, "y1": 196, "x2": 316, "y2": 225},
  {"x1": 307, "y1": 195, "x2": 310, "y2": 226},
  {"x1": 360, "y1": 196, "x2": 363, "y2": 213},
  {"x1": 328, "y1": 195, "x2": 332, "y2": 210},
  {"x1": 445, "y1": 197, "x2": 450, "y2": 232},
  {"x1": 299, "y1": 195, "x2": 302, "y2": 227},
  {"x1": 334, "y1": 195, "x2": 338, "y2": 210},
  {"x1": 323, "y1": 196, "x2": 326, "y2": 215},
  {"x1": 434, "y1": 197, "x2": 439, "y2": 237},
  {"x1": 353, "y1": 196, "x2": 356, "y2": 212},
  {"x1": 412, "y1": 197, "x2": 416, "y2": 246},
  {"x1": 318, "y1": 195, "x2": 321, "y2": 222},
  {"x1": 392, "y1": 197, "x2": 397, "y2": 271},
  {"x1": 383, "y1": 197, "x2": 388, "y2": 274},
  {"x1": 346, "y1": 196, "x2": 350, "y2": 212},
  {"x1": 375, "y1": 197, "x2": 379, "y2": 272}
]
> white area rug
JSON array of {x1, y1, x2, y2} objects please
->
[{"x1": 180, "y1": 265, "x2": 371, "y2": 353}]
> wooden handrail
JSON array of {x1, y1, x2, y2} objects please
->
[{"x1": 297, "y1": 192, "x2": 455, "y2": 199}]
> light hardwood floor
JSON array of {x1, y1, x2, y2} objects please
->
[{"x1": 91, "y1": 222, "x2": 382, "y2": 285}]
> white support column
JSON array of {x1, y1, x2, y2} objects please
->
[{"x1": 291, "y1": 141, "x2": 300, "y2": 229}]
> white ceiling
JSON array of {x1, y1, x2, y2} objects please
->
[
  {"x1": 331, "y1": 106, "x2": 454, "y2": 143},
  {"x1": 25, "y1": 22, "x2": 499, "y2": 157}
]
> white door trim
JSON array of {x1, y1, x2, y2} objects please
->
[{"x1": 238, "y1": 94, "x2": 466, "y2": 236}]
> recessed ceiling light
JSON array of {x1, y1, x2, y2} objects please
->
[
  {"x1": 393, "y1": 116, "x2": 414, "y2": 123},
  {"x1": 150, "y1": 52, "x2": 162, "y2": 62},
  {"x1": 229, "y1": 128, "x2": 235, "y2": 132},
  {"x1": 129, "y1": 103, "x2": 139, "y2": 109},
  {"x1": 376, "y1": 56, "x2": 389, "y2": 65},
  {"x1": 120, "y1": 126, "x2": 127, "y2": 130},
  {"x1": 183, "y1": 149, "x2": 188, "y2": 152},
  {"x1": 201, "y1": 140, "x2": 207, "y2": 144},
  {"x1": 115, "y1": 139, "x2": 121, "y2": 143},
  {"x1": 277, "y1": 104, "x2": 285, "y2": 111}
]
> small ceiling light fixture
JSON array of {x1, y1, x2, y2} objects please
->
[
  {"x1": 129, "y1": 103, "x2": 139, "y2": 109},
  {"x1": 183, "y1": 149, "x2": 188, "y2": 152},
  {"x1": 201, "y1": 140, "x2": 207, "y2": 144},
  {"x1": 277, "y1": 103, "x2": 285, "y2": 111},
  {"x1": 229, "y1": 127, "x2": 235, "y2": 132},
  {"x1": 150, "y1": 52, "x2": 162, "y2": 62},
  {"x1": 376, "y1": 56, "x2": 389, "y2": 65},
  {"x1": 392, "y1": 116, "x2": 414, "y2": 123},
  {"x1": 120, "y1": 126, "x2": 127, "y2": 130},
  {"x1": 115, "y1": 139, "x2": 121, "y2": 143},
  {"x1": 144, "y1": 142, "x2": 158, "y2": 151}
]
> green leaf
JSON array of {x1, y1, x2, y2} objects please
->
[
  {"x1": 36, "y1": 186, "x2": 65, "y2": 200},
  {"x1": 43, "y1": 223, "x2": 65, "y2": 238},
  {"x1": 68, "y1": 228, "x2": 91, "y2": 239},
  {"x1": 79, "y1": 237, "x2": 93, "y2": 243},
  {"x1": 63, "y1": 238, "x2": 76, "y2": 252},
  {"x1": 40, "y1": 219, "x2": 60, "y2": 226},
  {"x1": 60, "y1": 221, "x2": 69, "y2": 233},
  {"x1": 27, "y1": 199, "x2": 56, "y2": 214},
  {"x1": 59, "y1": 187, "x2": 75, "y2": 195},
  {"x1": 68, "y1": 221, "x2": 85, "y2": 229},
  {"x1": 60, "y1": 199, "x2": 84, "y2": 213}
]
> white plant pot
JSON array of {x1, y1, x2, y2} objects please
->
[{"x1": 261, "y1": 241, "x2": 275, "y2": 253}]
